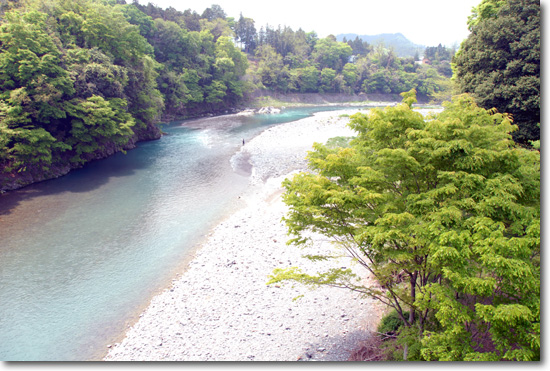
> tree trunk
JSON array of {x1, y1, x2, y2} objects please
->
[{"x1": 409, "y1": 272, "x2": 417, "y2": 325}]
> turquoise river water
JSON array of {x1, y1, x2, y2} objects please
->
[{"x1": 0, "y1": 106, "x2": 375, "y2": 361}]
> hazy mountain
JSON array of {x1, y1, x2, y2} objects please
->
[{"x1": 336, "y1": 33, "x2": 425, "y2": 58}]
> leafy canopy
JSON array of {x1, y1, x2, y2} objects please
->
[
  {"x1": 454, "y1": 0, "x2": 540, "y2": 145},
  {"x1": 269, "y1": 90, "x2": 540, "y2": 361}
]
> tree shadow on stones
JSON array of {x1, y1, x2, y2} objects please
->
[{"x1": 297, "y1": 329, "x2": 387, "y2": 362}]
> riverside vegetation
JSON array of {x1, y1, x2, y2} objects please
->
[
  {"x1": 1, "y1": 0, "x2": 456, "y2": 191},
  {"x1": 270, "y1": 0, "x2": 540, "y2": 360},
  {"x1": 269, "y1": 90, "x2": 540, "y2": 361},
  {"x1": 0, "y1": 0, "x2": 540, "y2": 362}
]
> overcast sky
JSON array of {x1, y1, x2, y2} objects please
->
[{"x1": 136, "y1": 0, "x2": 496, "y2": 47}]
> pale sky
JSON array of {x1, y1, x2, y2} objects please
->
[{"x1": 136, "y1": 0, "x2": 492, "y2": 47}]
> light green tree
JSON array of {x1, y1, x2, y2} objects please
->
[
  {"x1": 319, "y1": 68, "x2": 336, "y2": 93},
  {"x1": 342, "y1": 63, "x2": 359, "y2": 91},
  {"x1": 467, "y1": 0, "x2": 506, "y2": 30},
  {"x1": 311, "y1": 36, "x2": 352, "y2": 71},
  {"x1": 65, "y1": 95, "x2": 135, "y2": 163},
  {"x1": 254, "y1": 45, "x2": 288, "y2": 91},
  {"x1": 269, "y1": 90, "x2": 540, "y2": 361}
]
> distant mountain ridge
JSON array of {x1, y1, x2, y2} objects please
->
[{"x1": 336, "y1": 33, "x2": 425, "y2": 58}]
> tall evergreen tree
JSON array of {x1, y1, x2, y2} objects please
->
[{"x1": 454, "y1": 0, "x2": 540, "y2": 145}]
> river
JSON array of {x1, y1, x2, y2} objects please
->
[{"x1": 0, "y1": 106, "x2": 373, "y2": 361}]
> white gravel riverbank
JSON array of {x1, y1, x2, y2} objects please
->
[{"x1": 104, "y1": 109, "x2": 386, "y2": 361}]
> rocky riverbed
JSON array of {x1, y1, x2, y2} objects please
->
[{"x1": 104, "y1": 109, "x2": 386, "y2": 361}]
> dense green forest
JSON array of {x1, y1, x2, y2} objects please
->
[
  {"x1": 0, "y1": 0, "x2": 250, "y2": 190},
  {"x1": 245, "y1": 26, "x2": 451, "y2": 98},
  {"x1": 0, "y1": 0, "x2": 459, "y2": 191}
]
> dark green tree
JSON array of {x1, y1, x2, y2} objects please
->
[
  {"x1": 347, "y1": 36, "x2": 371, "y2": 56},
  {"x1": 201, "y1": 4, "x2": 226, "y2": 21},
  {"x1": 453, "y1": 0, "x2": 540, "y2": 144},
  {"x1": 235, "y1": 13, "x2": 256, "y2": 53}
]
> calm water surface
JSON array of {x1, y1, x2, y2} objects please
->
[{"x1": 0, "y1": 106, "x2": 371, "y2": 361}]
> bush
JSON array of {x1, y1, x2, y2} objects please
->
[{"x1": 377, "y1": 310, "x2": 408, "y2": 339}]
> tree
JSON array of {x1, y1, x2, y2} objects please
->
[
  {"x1": 0, "y1": 10, "x2": 74, "y2": 123},
  {"x1": 65, "y1": 95, "x2": 135, "y2": 163},
  {"x1": 213, "y1": 36, "x2": 249, "y2": 100},
  {"x1": 235, "y1": 13, "x2": 256, "y2": 53},
  {"x1": 121, "y1": 3, "x2": 156, "y2": 39},
  {"x1": 311, "y1": 36, "x2": 352, "y2": 71},
  {"x1": 254, "y1": 45, "x2": 288, "y2": 91},
  {"x1": 199, "y1": 17, "x2": 232, "y2": 42},
  {"x1": 342, "y1": 63, "x2": 359, "y2": 91},
  {"x1": 347, "y1": 36, "x2": 371, "y2": 56},
  {"x1": 295, "y1": 65, "x2": 318, "y2": 93},
  {"x1": 182, "y1": 9, "x2": 201, "y2": 31},
  {"x1": 79, "y1": 1, "x2": 152, "y2": 64},
  {"x1": 201, "y1": 4, "x2": 226, "y2": 21},
  {"x1": 319, "y1": 68, "x2": 336, "y2": 92},
  {"x1": 149, "y1": 18, "x2": 194, "y2": 66},
  {"x1": 454, "y1": 0, "x2": 540, "y2": 145},
  {"x1": 269, "y1": 90, "x2": 540, "y2": 361},
  {"x1": 467, "y1": 0, "x2": 506, "y2": 30}
]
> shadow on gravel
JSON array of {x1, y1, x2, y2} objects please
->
[{"x1": 297, "y1": 329, "x2": 376, "y2": 362}]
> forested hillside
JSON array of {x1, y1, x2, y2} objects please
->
[
  {"x1": 0, "y1": 0, "x2": 249, "y2": 190},
  {"x1": 244, "y1": 26, "x2": 451, "y2": 100},
  {"x1": 0, "y1": 0, "x2": 454, "y2": 191}
]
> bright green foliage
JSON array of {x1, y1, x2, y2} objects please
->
[
  {"x1": 0, "y1": 0, "x2": 160, "y2": 177},
  {"x1": 311, "y1": 36, "x2": 353, "y2": 71},
  {"x1": 0, "y1": 111, "x2": 70, "y2": 171},
  {"x1": 454, "y1": 0, "x2": 540, "y2": 145},
  {"x1": 0, "y1": 9, "x2": 75, "y2": 173},
  {"x1": 319, "y1": 68, "x2": 337, "y2": 92},
  {"x1": 213, "y1": 36, "x2": 249, "y2": 99},
  {"x1": 295, "y1": 66, "x2": 319, "y2": 93},
  {"x1": 0, "y1": 10, "x2": 74, "y2": 123},
  {"x1": 149, "y1": 18, "x2": 200, "y2": 68},
  {"x1": 270, "y1": 90, "x2": 540, "y2": 361},
  {"x1": 1, "y1": 0, "x2": 251, "y2": 185},
  {"x1": 251, "y1": 29, "x2": 450, "y2": 99},
  {"x1": 79, "y1": 1, "x2": 152, "y2": 64},
  {"x1": 254, "y1": 45, "x2": 289, "y2": 91},
  {"x1": 120, "y1": 2, "x2": 155, "y2": 39},
  {"x1": 467, "y1": 0, "x2": 506, "y2": 30},
  {"x1": 342, "y1": 63, "x2": 359, "y2": 91},
  {"x1": 65, "y1": 95, "x2": 135, "y2": 163},
  {"x1": 134, "y1": 2, "x2": 249, "y2": 116}
]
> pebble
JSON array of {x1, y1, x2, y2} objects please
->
[{"x1": 104, "y1": 109, "x2": 385, "y2": 361}]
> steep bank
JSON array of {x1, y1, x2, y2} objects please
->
[
  {"x1": 0, "y1": 93, "x2": 392, "y2": 193},
  {"x1": 0, "y1": 123, "x2": 161, "y2": 193},
  {"x1": 104, "y1": 109, "x2": 386, "y2": 361}
]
